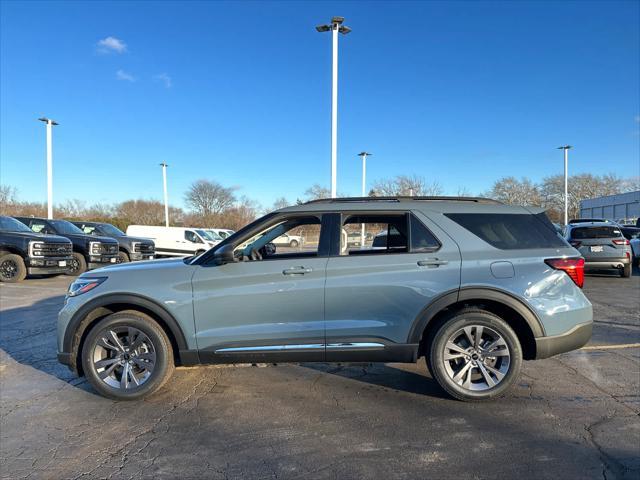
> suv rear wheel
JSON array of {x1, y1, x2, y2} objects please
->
[
  {"x1": 429, "y1": 309, "x2": 522, "y2": 401},
  {"x1": 0, "y1": 254, "x2": 27, "y2": 283},
  {"x1": 81, "y1": 311, "x2": 175, "y2": 400},
  {"x1": 622, "y1": 263, "x2": 631, "y2": 278}
]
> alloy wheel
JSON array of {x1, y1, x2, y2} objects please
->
[
  {"x1": 0, "y1": 259, "x2": 18, "y2": 280},
  {"x1": 442, "y1": 325, "x2": 511, "y2": 391},
  {"x1": 92, "y1": 326, "x2": 156, "y2": 390}
]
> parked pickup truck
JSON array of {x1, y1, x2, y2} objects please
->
[
  {"x1": 71, "y1": 221, "x2": 155, "y2": 263},
  {"x1": 0, "y1": 215, "x2": 73, "y2": 282},
  {"x1": 15, "y1": 217, "x2": 119, "y2": 276}
]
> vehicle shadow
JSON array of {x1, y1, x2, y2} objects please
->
[
  {"x1": 301, "y1": 361, "x2": 450, "y2": 399},
  {"x1": 0, "y1": 294, "x2": 93, "y2": 391}
]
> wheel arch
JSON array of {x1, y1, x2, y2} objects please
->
[
  {"x1": 64, "y1": 293, "x2": 193, "y2": 375},
  {"x1": 409, "y1": 287, "x2": 543, "y2": 361}
]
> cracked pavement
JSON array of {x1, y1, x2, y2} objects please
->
[{"x1": 1, "y1": 270, "x2": 639, "y2": 479}]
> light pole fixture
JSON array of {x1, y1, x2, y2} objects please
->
[
  {"x1": 557, "y1": 145, "x2": 572, "y2": 225},
  {"x1": 160, "y1": 162, "x2": 169, "y2": 227},
  {"x1": 316, "y1": 16, "x2": 351, "y2": 198},
  {"x1": 357, "y1": 152, "x2": 371, "y2": 246},
  {"x1": 38, "y1": 117, "x2": 59, "y2": 219}
]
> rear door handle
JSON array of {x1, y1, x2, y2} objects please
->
[
  {"x1": 282, "y1": 266, "x2": 313, "y2": 275},
  {"x1": 417, "y1": 259, "x2": 449, "y2": 267}
]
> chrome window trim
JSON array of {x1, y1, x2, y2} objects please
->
[{"x1": 214, "y1": 342, "x2": 385, "y2": 354}]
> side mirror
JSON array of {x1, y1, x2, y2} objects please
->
[
  {"x1": 213, "y1": 244, "x2": 235, "y2": 265},
  {"x1": 264, "y1": 242, "x2": 276, "y2": 256}
]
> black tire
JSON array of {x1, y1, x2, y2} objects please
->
[
  {"x1": 622, "y1": 263, "x2": 631, "y2": 278},
  {"x1": 66, "y1": 252, "x2": 87, "y2": 276},
  {"x1": 81, "y1": 310, "x2": 175, "y2": 400},
  {"x1": 428, "y1": 309, "x2": 522, "y2": 401},
  {"x1": 289, "y1": 239, "x2": 299, "y2": 248},
  {"x1": 0, "y1": 254, "x2": 27, "y2": 283},
  {"x1": 116, "y1": 251, "x2": 130, "y2": 263}
]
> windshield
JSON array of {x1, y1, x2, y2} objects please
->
[
  {"x1": 204, "y1": 230, "x2": 223, "y2": 241},
  {"x1": 196, "y1": 229, "x2": 217, "y2": 242},
  {"x1": 99, "y1": 224, "x2": 125, "y2": 236},
  {"x1": 0, "y1": 216, "x2": 34, "y2": 233},
  {"x1": 50, "y1": 220, "x2": 85, "y2": 235}
]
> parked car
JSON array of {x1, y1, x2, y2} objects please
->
[
  {"x1": 15, "y1": 217, "x2": 118, "y2": 275},
  {"x1": 620, "y1": 226, "x2": 640, "y2": 267},
  {"x1": 125, "y1": 225, "x2": 219, "y2": 257},
  {"x1": 71, "y1": 221, "x2": 155, "y2": 263},
  {"x1": 0, "y1": 215, "x2": 73, "y2": 282},
  {"x1": 272, "y1": 232, "x2": 304, "y2": 248},
  {"x1": 208, "y1": 228, "x2": 235, "y2": 240},
  {"x1": 57, "y1": 196, "x2": 592, "y2": 402},
  {"x1": 565, "y1": 222, "x2": 633, "y2": 277}
]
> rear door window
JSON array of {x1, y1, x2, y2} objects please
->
[
  {"x1": 410, "y1": 214, "x2": 441, "y2": 252},
  {"x1": 570, "y1": 227, "x2": 623, "y2": 239},
  {"x1": 445, "y1": 212, "x2": 568, "y2": 250}
]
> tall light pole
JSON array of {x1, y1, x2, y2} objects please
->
[
  {"x1": 160, "y1": 162, "x2": 169, "y2": 227},
  {"x1": 357, "y1": 152, "x2": 371, "y2": 246},
  {"x1": 316, "y1": 16, "x2": 351, "y2": 198},
  {"x1": 557, "y1": 145, "x2": 572, "y2": 225},
  {"x1": 38, "y1": 117, "x2": 58, "y2": 219}
]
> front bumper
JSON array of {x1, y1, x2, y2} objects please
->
[
  {"x1": 130, "y1": 252, "x2": 155, "y2": 261},
  {"x1": 88, "y1": 255, "x2": 118, "y2": 269},
  {"x1": 535, "y1": 321, "x2": 592, "y2": 359},
  {"x1": 26, "y1": 256, "x2": 73, "y2": 275}
]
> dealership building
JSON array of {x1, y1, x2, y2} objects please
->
[{"x1": 579, "y1": 190, "x2": 640, "y2": 224}]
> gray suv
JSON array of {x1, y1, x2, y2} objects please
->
[
  {"x1": 57, "y1": 197, "x2": 593, "y2": 401},
  {"x1": 564, "y1": 221, "x2": 632, "y2": 277}
]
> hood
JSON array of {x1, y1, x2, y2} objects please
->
[
  {"x1": 2, "y1": 231, "x2": 71, "y2": 244},
  {"x1": 85, "y1": 256, "x2": 187, "y2": 275},
  {"x1": 64, "y1": 233, "x2": 118, "y2": 244},
  {"x1": 122, "y1": 235, "x2": 155, "y2": 244}
]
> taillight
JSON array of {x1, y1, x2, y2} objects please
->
[
  {"x1": 545, "y1": 257, "x2": 585, "y2": 288},
  {"x1": 569, "y1": 240, "x2": 582, "y2": 248},
  {"x1": 612, "y1": 239, "x2": 630, "y2": 246}
]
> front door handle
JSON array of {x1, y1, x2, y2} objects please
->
[
  {"x1": 417, "y1": 259, "x2": 449, "y2": 267},
  {"x1": 282, "y1": 266, "x2": 313, "y2": 275}
]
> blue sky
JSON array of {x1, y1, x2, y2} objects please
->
[{"x1": 1, "y1": 0, "x2": 639, "y2": 210}]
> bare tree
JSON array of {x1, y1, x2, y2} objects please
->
[
  {"x1": 456, "y1": 186, "x2": 473, "y2": 197},
  {"x1": 371, "y1": 175, "x2": 443, "y2": 196},
  {"x1": 116, "y1": 199, "x2": 184, "y2": 226},
  {"x1": 272, "y1": 197, "x2": 290, "y2": 211},
  {"x1": 487, "y1": 177, "x2": 541, "y2": 206},
  {"x1": 0, "y1": 185, "x2": 17, "y2": 212},
  {"x1": 185, "y1": 180, "x2": 236, "y2": 216},
  {"x1": 303, "y1": 184, "x2": 331, "y2": 201}
]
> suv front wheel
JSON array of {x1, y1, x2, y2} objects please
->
[
  {"x1": 81, "y1": 311, "x2": 175, "y2": 400},
  {"x1": 429, "y1": 309, "x2": 522, "y2": 401}
]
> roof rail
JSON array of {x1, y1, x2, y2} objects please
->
[{"x1": 303, "y1": 196, "x2": 503, "y2": 205}]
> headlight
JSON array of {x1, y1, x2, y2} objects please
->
[
  {"x1": 29, "y1": 241, "x2": 45, "y2": 257},
  {"x1": 67, "y1": 277, "x2": 107, "y2": 297},
  {"x1": 90, "y1": 241, "x2": 102, "y2": 255}
]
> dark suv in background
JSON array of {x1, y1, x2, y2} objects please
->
[
  {"x1": 0, "y1": 216, "x2": 73, "y2": 282},
  {"x1": 71, "y1": 221, "x2": 155, "y2": 263},
  {"x1": 15, "y1": 217, "x2": 119, "y2": 276},
  {"x1": 565, "y1": 221, "x2": 632, "y2": 277}
]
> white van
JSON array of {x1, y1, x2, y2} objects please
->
[
  {"x1": 207, "y1": 228, "x2": 235, "y2": 240},
  {"x1": 125, "y1": 226, "x2": 220, "y2": 257}
]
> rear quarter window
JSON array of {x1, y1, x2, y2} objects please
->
[
  {"x1": 445, "y1": 213, "x2": 568, "y2": 250},
  {"x1": 570, "y1": 227, "x2": 623, "y2": 239}
]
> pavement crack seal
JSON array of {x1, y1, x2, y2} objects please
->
[
  {"x1": 584, "y1": 415, "x2": 631, "y2": 480},
  {"x1": 71, "y1": 375, "x2": 216, "y2": 480}
]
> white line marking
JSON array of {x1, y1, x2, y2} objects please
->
[{"x1": 581, "y1": 343, "x2": 640, "y2": 350}]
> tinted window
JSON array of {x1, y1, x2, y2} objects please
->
[
  {"x1": 446, "y1": 213, "x2": 568, "y2": 250},
  {"x1": 410, "y1": 215, "x2": 440, "y2": 251},
  {"x1": 185, "y1": 231, "x2": 202, "y2": 243},
  {"x1": 570, "y1": 226, "x2": 623, "y2": 240},
  {"x1": 0, "y1": 216, "x2": 33, "y2": 232}
]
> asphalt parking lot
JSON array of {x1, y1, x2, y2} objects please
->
[{"x1": 1, "y1": 269, "x2": 639, "y2": 480}]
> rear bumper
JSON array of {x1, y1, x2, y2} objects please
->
[
  {"x1": 535, "y1": 321, "x2": 592, "y2": 359},
  {"x1": 584, "y1": 258, "x2": 629, "y2": 269}
]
